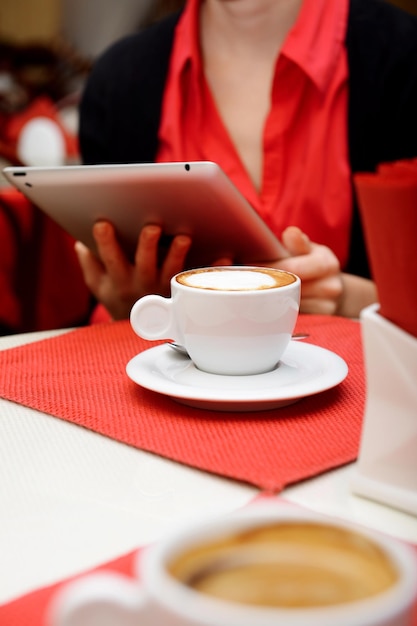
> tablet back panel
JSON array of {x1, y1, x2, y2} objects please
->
[{"x1": 3, "y1": 161, "x2": 283, "y2": 267}]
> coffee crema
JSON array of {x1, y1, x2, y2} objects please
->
[
  {"x1": 167, "y1": 522, "x2": 398, "y2": 608},
  {"x1": 176, "y1": 268, "x2": 296, "y2": 291}
]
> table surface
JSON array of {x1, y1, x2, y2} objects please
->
[{"x1": 1, "y1": 327, "x2": 416, "y2": 606}]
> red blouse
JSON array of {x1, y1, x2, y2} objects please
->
[{"x1": 156, "y1": 0, "x2": 351, "y2": 267}]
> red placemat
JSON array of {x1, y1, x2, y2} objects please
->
[
  {"x1": 0, "y1": 314, "x2": 364, "y2": 492},
  {"x1": 0, "y1": 550, "x2": 137, "y2": 626}
]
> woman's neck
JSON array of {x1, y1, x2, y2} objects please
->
[{"x1": 200, "y1": 0, "x2": 303, "y2": 60}]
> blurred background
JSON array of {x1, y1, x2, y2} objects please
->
[
  {"x1": 0, "y1": 0, "x2": 416, "y2": 171},
  {"x1": 0, "y1": 0, "x2": 185, "y2": 172},
  {"x1": 0, "y1": 0, "x2": 186, "y2": 55},
  {"x1": 0, "y1": 1, "x2": 185, "y2": 337}
]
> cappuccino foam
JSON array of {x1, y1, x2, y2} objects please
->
[{"x1": 176, "y1": 268, "x2": 295, "y2": 291}]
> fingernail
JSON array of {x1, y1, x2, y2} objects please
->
[
  {"x1": 144, "y1": 224, "x2": 162, "y2": 237},
  {"x1": 176, "y1": 234, "x2": 192, "y2": 246},
  {"x1": 93, "y1": 221, "x2": 109, "y2": 236}
]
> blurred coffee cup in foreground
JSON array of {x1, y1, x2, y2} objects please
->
[{"x1": 48, "y1": 506, "x2": 417, "y2": 626}]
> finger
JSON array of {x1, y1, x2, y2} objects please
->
[
  {"x1": 159, "y1": 234, "x2": 192, "y2": 287},
  {"x1": 93, "y1": 221, "x2": 131, "y2": 283},
  {"x1": 212, "y1": 257, "x2": 234, "y2": 266},
  {"x1": 278, "y1": 245, "x2": 340, "y2": 281},
  {"x1": 281, "y1": 226, "x2": 312, "y2": 256},
  {"x1": 134, "y1": 224, "x2": 164, "y2": 288},
  {"x1": 300, "y1": 275, "x2": 343, "y2": 302},
  {"x1": 299, "y1": 297, "x2": 339, "y2": 316},
  {"x1": 74, "y1": 240, "x2": 105, "y2": 293}
]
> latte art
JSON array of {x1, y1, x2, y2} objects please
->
[{"x1": 176, "y1": 267, "x2": 296, "y2": 291}]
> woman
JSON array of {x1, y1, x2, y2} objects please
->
[{"x1": 75, "y1": 0, "x2": 417, "y2": 320}]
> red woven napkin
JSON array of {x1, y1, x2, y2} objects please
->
[
  {"x1": 0, "y1": 314, "x2": 364, "y2": 492},
  {"x1": 354, "y1": 158, "x2": 417, "y2": 338}
]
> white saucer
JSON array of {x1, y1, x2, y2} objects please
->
[{"x1": 126, "y1": 342, "x2": 348, "y2": 412}]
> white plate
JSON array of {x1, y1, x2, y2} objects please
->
[{"x1": 126, "y1": 342, "x2": 348, "y2": 412}]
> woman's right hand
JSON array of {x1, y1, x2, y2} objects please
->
[{"x1": 75, "y1": 221, "x2": 192, "y2": 320}]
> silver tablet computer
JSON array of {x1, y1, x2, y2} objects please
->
[{"x1": 2, "y1": 161, "x2": 285, "y2": 267}]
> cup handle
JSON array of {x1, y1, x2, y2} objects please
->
[
  {"x1": 130, "y1": 295, "x2": 177, "y2": 341},
  {"x1": 46, "y1": 572, "x2": 152, "y2": 626}
]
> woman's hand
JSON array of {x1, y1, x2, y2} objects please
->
[
  {"x1": 75, "y1": 221, "x2": 192, "y2": 320},
  {"x1": 75, "y1": 221, "x2": 377, "y2": 321},
  {"x1": 275, "y1": 226, "x2": 343, "y2": 315},
  {"x1": 264, "y1": 226, "x2": 377, "y2": 317}
]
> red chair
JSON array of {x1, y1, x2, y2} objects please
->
[{"x1": 0, "y1": 186, "x2": 93, "y2": 334}]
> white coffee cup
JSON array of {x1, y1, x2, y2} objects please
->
[
  {"x1": 47, "y1": 505, "x2": 417, "y2": 626},
  {"x1": 130, "y1": 266, "x2": 301, "y2": 375}
]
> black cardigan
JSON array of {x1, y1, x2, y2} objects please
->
[{"x1": 79, "y1": 0, "x2": 417, "y2": 278}]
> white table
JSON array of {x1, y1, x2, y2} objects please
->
[{"x1": 0, "y1": 329, "x2": 416, "y2": 605}]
